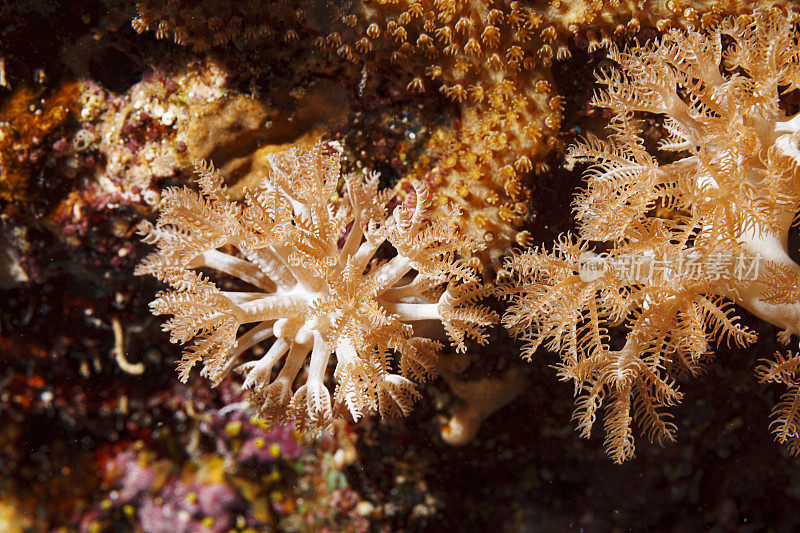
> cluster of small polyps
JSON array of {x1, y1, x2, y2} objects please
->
[
  {"x1": 136, "y1": 142, "x2": 497, "y2": 429},
  {"x1": 132, "y1": 0, "x2": 308, "y2": 50},
  {"x1": 499, "y1": 8, "x2": 800, "y2": 461}
]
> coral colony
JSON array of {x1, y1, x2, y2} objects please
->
[
  {"x1": 130, "y1": 6, "x2": 800, "y2": 462},
  {"x1": 136, "y1": 143, "x2": 497, "y2": 428},
  {"x1": 499, "y1": 8, "x2": 800, "y2": 461},
  {"x1": 7, "y1": 4, "x2": 800, "y2": 527}
]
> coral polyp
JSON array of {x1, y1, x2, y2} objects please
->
[{"x1": 136, "y1": 142, "x2": 497, "y2": 428}]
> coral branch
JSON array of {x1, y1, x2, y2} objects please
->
[
  {"x1": 500, "y1": 8, "x2": 800, "y2": 461},
  {"x1": 137, "y1": 142, "x2": 496, "y2": 429}
]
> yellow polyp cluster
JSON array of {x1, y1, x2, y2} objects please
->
[
  {"x1": 315, "y1": 1, "x2": 572, "y2": 269},
  {"x1": 132, "y1": 0, "x2": 308, "y2": 50},
  {"x1": 424, "y1": 83, "x2": 555, "y2": 268}
]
